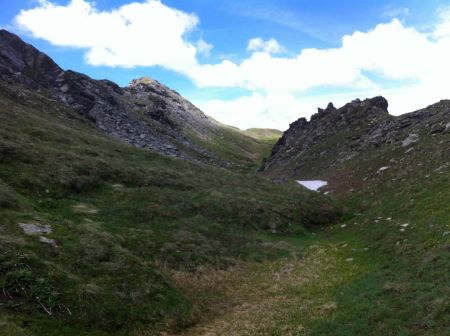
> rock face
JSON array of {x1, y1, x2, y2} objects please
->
[
  {"x1": 0, "y1": 29, "x2": 64, "y2": 88},
  {"x1": 0, "y1": 29, "x2": 254, "y2": 165},
  {"x1": 261, "y1": 96, "x2": 450, "y2": 178}
]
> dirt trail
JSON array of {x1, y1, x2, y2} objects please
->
[{"x1": 166, "y1": 243, "x2": 359, "y2": 336}]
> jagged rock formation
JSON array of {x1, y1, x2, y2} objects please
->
[
  {"x1": 0, "y1": 29, "x2": 264, "y2": 167},
  {"x1": 261, "y1": 96, "x2": 450, "y2": 179}
]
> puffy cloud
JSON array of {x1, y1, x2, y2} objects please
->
[
  {"x1": 247, "y1": 38, "x2": 285, "y2": 54},
  {"x1": 197, "y1": 91, "x2": 368, "y2": 130},
  {"x1": 194, "y1": 19, "x2": 444, "y2": 91},
  {"x1": 196, "y1": 38, "x2": 213, "y2": 57},
  {"x1": 16, "y1": 0, "x2": 199, "y2": 71}
]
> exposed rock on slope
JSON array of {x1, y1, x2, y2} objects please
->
[
  {"x1": 0, "y1": 29, "x2": 64, "y2": 88},
  {"x1": 0, "y1": 29, "x2": 265, "y2": 167},
  {"x1": 261, "y1": 96, "x2": 450, "y2": 180}
]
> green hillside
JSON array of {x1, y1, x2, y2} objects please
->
[
  {"x1": 0, "y1": 83, "x2": 342, "y2": 335},
  {"x1": 169, "y1": 102, "x2": 449, "y2": 335}
]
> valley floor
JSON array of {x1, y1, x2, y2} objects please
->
[
  {"x1": 166, "y1": 220, "x2": 448, "y2": 336},
  {"x1": 170, "y1": 236, "x2": 358, "y2": 336},
  {"x1": 164, "y1": 169, "x2": 450, "y2": 336}
]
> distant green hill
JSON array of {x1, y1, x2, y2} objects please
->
[{"x1": 242, "y1": 128, "x2": 283, "y2": 144}]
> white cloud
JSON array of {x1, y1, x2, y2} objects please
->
[
  {"x1": 247, "y1": 38, "x2": 285, "y2": 54},
  {"x1": 196, "y1": 38, "x2": 213, "y2": 57},
  {"x1": 433, "y1": 7, "x2": 450, "y2": 39},
  {"x1": 14, "y1": 1, "x2": 450, "y2": 129},
  {"x1": 382, "y1": 5, "x2": 410, "y2": 19},
  {"x1": 192, "y1": 19, "x2": 440, "y2": 92},
  {"x1": 197, "y1": 91, "x2": 373, "y2": 130},
  {"x1": 16, "y1": 0, "x2": 199, "y2": 71}
]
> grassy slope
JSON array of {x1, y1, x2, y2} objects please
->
[
  {"x1": 242, "y1": 128, "x2": 283, "y2": 145},
  {"x1": 0, "y1": 85, "x2": 342, "y2": 335},
  {"x1": 194, "y1": 126, "x2": 282, "y2": 171},
  {"x1": 307, "y1": 131, "x2": 450, "y2": 335},
  {"x1": 172, "y1": 119, "x2": 449, "y2": 335},
  {"x1": 191, "y1": 124, "x2": 273, "y2": 171}
]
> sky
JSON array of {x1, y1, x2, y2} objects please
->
[{"x1": 1, "y1": 0, "x2": 450, "y2": 130}]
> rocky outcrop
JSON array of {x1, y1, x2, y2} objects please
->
[
  {"x1": 0, "y1": 29, "x2": 244, "y2": 165},
  {"x1": 261, "y1": 96, "x2": 450, "y2": 178},
  {"x1": 0, "y1": 29, "x2": 64, "y2": 88}
]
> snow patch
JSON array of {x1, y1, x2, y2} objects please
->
[{"x1": 296, "y1": 180, "x2": 328, "y2": 191}]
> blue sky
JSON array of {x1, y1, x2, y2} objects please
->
[{"x1": 1, "y1": 0, "x2": 450, "y2": 129}]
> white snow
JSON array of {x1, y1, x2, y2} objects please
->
[{"x1": 296, "y1": 180, "x2": 328, "y2": 191}]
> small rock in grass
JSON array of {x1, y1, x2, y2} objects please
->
[
  {"x1": 400, "y1": 223, "x2": 409, "y2": 228},
  {"x1": 72, "y1": 204, "x2": 99, "y2": 214},
  {"x1": 402, "y1": 134, "x2": 419, "y2": 147},
  {"x1": 341, "y1": 224, "x2": 347, "y2": 228},
  {"x1": 19, "y1": 223, "x2": 52, "y2": 235},
  {"x1": 318, "y1": 302, "x2": 337, "y2": 314},
  {"x1": 383, "y1": 282, "x2": 408, "y2": 293},
  {"x1": 445, "y1": 121, "x2": 450, "y2": 132},
  {"x1": 430, "y1": 124, "x2": 446, "y2": 134},
  {"x1": 399, "y1": 228, "x2": 405, "y2": 232},
  {"x1": 39, "y1": 236, "x2": 57, "y2": 247},
  {"x1": 346, "y1": 258, "x2": 354, "y2": 262},
  {"x1": 434, "y1": 164, "x2": 448, "y2": 173},
  {"x1": 378, "y1": 166, "x2": 390, "y2": 172}
]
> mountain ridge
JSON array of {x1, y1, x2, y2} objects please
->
[
  {"x1": 261, "y1": 95, "x2": 450, "y2": 185},
  {"x1": 0, "y1": 29, "x2": 269, "y2": 169}
]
